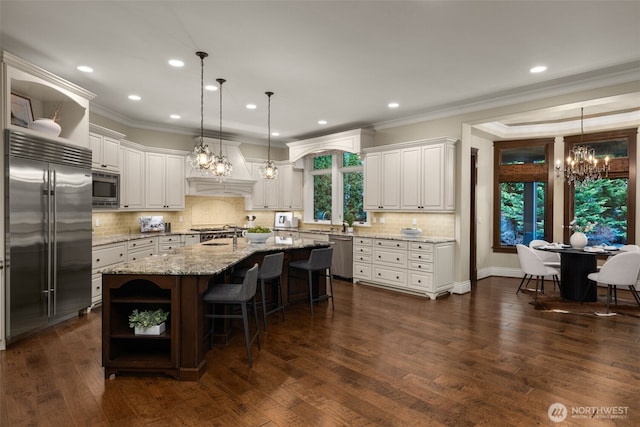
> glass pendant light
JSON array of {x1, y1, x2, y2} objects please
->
[
  {"x1": 211, "y1": 78, "x2": 232, "y2": 178},
  {"x1": 259, "y1": 91, "x2": 278, "y2": 180},
  {"x1": 187, "y1": 51, "x2": 213, "y2": 174}
]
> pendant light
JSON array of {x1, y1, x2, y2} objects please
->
[
  {"x1": 187, "y1": 51, "x2": 214, "y2": 174},
  {"x1": 259, "y1": 91, "x2": 278, "y2": 180},
  {"x1": 211, "y1": 78, "x2": 232, "y2": 178}
]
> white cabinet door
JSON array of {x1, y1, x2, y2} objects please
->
[
  {"x1": 278, "y1": 165, "x2": 303, "y2": 210},
  {"x1": 121, "y1": 146, "x2": 144, "y2": 209},
  {"x1": 144, "y1": 153, "x2": 185, "y2": 209},
  {"x1": 421, "y1": 144, "x2": 444, "y2": 210},
  {"x1": 250, "y1": 162, "x2": 278, "y2": 209},
  {"x1": 90, "y1": 132, "x2": 121, "y2": 171},
  {"x1": 400, "y1": 146, "x2": 422, "y2": 210},
  {"x1": 364, "y1": 150, "x2": 400, "y2": 210}
]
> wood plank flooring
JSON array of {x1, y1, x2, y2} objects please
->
[{"x1": 1, "y1": 276, "x2": 639, "y2": 426}]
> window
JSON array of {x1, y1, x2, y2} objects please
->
[
  {"x1": 493, "y1": 139, "x2": 555, "y2": 252},
  {"x1": 563, "y1": 129, "x2": 636, "y2": 246},
  {"x1": 305, "y1": 152, "x2": 366, "y2": 225}
]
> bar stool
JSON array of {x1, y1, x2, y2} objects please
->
[
  {"x1": 204, "y1": 263, "x2": 260, "y2": 368},
  {"x1": 287, "y1": 247, "x2": 334, "y2": 315},
  {"x1": 232, "y1": 252, "x2": 285, "y2": 330}
]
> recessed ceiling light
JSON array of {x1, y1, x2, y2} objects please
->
[
  {"x1": 388, "y1": 102, "x2": 399, "y2": 108},
  {"x1": 246, "y1": 104, "x2": 257, "y2": 110},
  {"x1": 170, "y1": 114, "x2": 181, "y2": 119},
  {"x1": 530, "y1": 65, "x2": 547, "y2": 73},
  {"x1": 271, "y1": 132, "x2": 279, "y2": 137},
  {"x1": 205, "y1": 84, "x2": 218, "y2": 91},
  {"x1": 77, "y1": 65, "x2": 93, "y2": 73},
  {"x1": 168, "y1": 59, "x2": 184, "y2": 67},
  {"x1": 318, "y1": 120, "x2": 327, "y2": 125},
  {"x1": 128, "y1": 94, "x2": 141, "y2": 101}
]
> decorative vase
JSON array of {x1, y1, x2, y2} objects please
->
[
  {"x1": 134, "y1": 322, "x2": 166, "y2": 336},
  {"x1": 570, "y1": 232, "x2": 588, "y2": 249},
  {"x1": 347, "y1": 227, "x2": 354, "y2": 234},
  {"x1": 29, "y1": 118, "x2": 62, "y2": 137}
]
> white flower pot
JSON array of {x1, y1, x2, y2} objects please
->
[
  {"x1": 134, "y1": 322, "x2": 166, "y2": 336},
  {"x1": 570, "y1": 232, "x2": 588, "y2": 249},
  {"x1": 29, "y1": 118, "x2": 62, "y2": 137}
]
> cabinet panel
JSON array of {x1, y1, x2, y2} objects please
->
[
  {"x1": 373, "y1": 248, "x2": 407, "y2": 267},
  {"x1": 93, "y1": 243, "x2": 126, "y2": 269},
  {"x1": 90, "y1": 131, "x2": 121, "y2": 171},
  {"x1": 421, "y1": 144, "x2": 444, "y2": 210},
  {"x1": 279, "y1": 165, "x2": 303, "y2": 210},
  {"x1": 144, "y1": 153, "x2": 185, "y2": 209},
  {"x1": 372, "y1": 266, "x2": 407, "y2": 287},
  {"x1": 121, "y1": 146, "x2": 144, "y2": 209},
  {"x1": 353, "y1": 263, "x2": 372, "y2": 280}
]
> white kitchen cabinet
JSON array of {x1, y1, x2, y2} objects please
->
[
  {"x1": 407, "y1": 241, "x2": 454, "y2": 299},
  {"x1": 278, "y1": 164, "x2": 303, "y2": 210},
  {"x1": 401, "y1": 141, "x2": 456, "y2": 211},
  {"x1": 126, "y1": 237, "x2": 157, "y2": 261},
  {"x1": 159, "y1": 235, "x2": 183, "y2": 253},
  {"x1": 119, "y1": 144, "x2": 144, "y2": 209},
  {"x1": 363, "y1": 150, "x2": 401, "y2": 210},
  {"x1": 90, "y1": 130, "x2": 121, "y2": 172},
  {"x1": 353, "y1": 237, "x2": 373, "y2": 281},
  {"x1": 249, "y1": 162, "x2": 279, "y2": 209},
  {"x1": 145, "y1": 152, "x2": 185, "y2": 209},
  {"x1": 183, "y1": 234, "x2": 200, "y2": 247},
  {"x1": 92, "y1": 242, "x2": 126, "y2": 307}
]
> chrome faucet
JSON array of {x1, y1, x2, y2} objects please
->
[
  {"x1": 322, "y1": 210, "x2": 331, "y2": 220},
  {"x1": 232, "y1": 225, "x2": 238, "y2": 249}
]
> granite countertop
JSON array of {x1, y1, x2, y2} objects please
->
[
  {"x1": 92, "y1": 232, "x2": 194, "y2": 246},
  {"x1": 100, "y1": 237, "x2": 329, "y2": 276}
]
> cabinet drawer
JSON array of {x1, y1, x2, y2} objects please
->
[
  {"x1": 409, "y1": 242, "x2": 433, "y2": 252},
  {"x1": 127, "y1": 237, "x2": 156, "y2": 250},
  {"x1": 372, "y1": 266, "x2": 407, "y2": 286},
  {"x1": 127, "y1": 247, "x2": 155, "y2": 261},
  {"x1": 184, "y1": 234, "x2": 200, "y2": 246},
  {"x1": 409, "y1": 260, "x2": 433, "y2": 272},
  {"x1": 159, "y1": 243, "x2": 181, "y2": 252},
  {"x1": 160, "y1": 235, "x2": 180, "y2": 244},
  {"x1": 91, "y1": 273, "x2": 103, "y2": 304},
  {"x1": 408, "y1": 271, "x2": 433, "y2": 291},
  {"x1": 353, "y1": 237, "x2": 372, "y2": 246},
  {"x1": 353, "y1": 263, "x2": 372, "y2": 280},
  {"x1": 353, "y1": 245, "x2": 372, "y2": 255},
  {"x1": 373, "y1": 248, "x2": 407, "y2": 267},
  {"x1": 93, "y1": 243, "x2": 126, "y2": 269},
  {"x1": 374, "y1": 239, "x2": 407, "y2": 250},
  {"x1": 353, "y1": 253, "x2": 371, "y2": 263},
  {"x1": 409, "y1": 251, "x2": 433, "y2": 262}
]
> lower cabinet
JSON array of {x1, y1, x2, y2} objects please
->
[
  {"x1": 353, "y1": 237, "x2": 454, "y2": 299},
  {"x1": 102, "y1": 275, "x2": 180, "y2": 379},
  {"x1": 92, "y1": 242, "x2": 126, "y2": 307},
  {"x1": 159, "y1": 235, "x2": 183, "y2": 253},
  {"x1": 127, "y1": 237, "x2": 158, "y2": 261}
]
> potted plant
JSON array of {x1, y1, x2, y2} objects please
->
[
  {"x1": 128, "y1": 308, "x2": 169, "y2": 335},
  {"x1": 344, "y1": 212, "x2": 356, "y2": 233}
]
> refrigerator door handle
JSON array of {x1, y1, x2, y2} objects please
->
[{"x1": 51, "y1": 168, "x2": 57, "y2": 316}]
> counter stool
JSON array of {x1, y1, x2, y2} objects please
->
[
  {"x1": 232, "y1": 252, "x2": 285, "y2": 330},
  {"x1": 287, "y1": 247, "x2": 334, "y2": 315},
  {"x1": 204, "y1": 263, "x2": 260, "y2": 368}
]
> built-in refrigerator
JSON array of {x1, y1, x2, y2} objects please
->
[{"x1": 4, "y1": 130, "x2": 92, "y2": 343}]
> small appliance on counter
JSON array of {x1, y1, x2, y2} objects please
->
[
  {"x1": 139, "y1": 216, "x2": 165, "y2": 232},
  {"x1": 275, "y1": 211, "x2": 298, "y2": 228}
]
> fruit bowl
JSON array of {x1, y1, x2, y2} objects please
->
[
  {"x1": 401, "y1": 227, "x2": 422, "y2": 237},
  {"x1": 244, "y1": 230, "x2": 272, "y2": 243}
]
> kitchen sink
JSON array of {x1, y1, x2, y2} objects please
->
[{"x1": 203, "y1": 242, "x2": 230, "y2": 246}]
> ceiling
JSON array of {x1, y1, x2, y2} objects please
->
[{"x1": 1, "y1": 1, "x2": 639, "y2": 146}]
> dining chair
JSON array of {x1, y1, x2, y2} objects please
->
[
  {"x1": 529, "y1": 239, "x2": 561, "y2": 290},
  {"x1": 204, "y1": 263, "x2": 261, "y2": 368},
  {"x1": 516, "y1": 244, "x2": 561, "y2": 300},
  {"x1": 619, "y1": 244, "x2": 640, "y2": 252},
  {"x1": 586, "y1": 251, "x2": 640, "y2": 315}
]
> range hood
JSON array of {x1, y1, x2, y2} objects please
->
[{"x1": 186, "y1": 139, "x2": 256, "y2": 196}]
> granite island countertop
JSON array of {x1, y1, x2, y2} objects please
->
[{"x1": 100, "y1": 237, "x2": 329, "y2": 276}]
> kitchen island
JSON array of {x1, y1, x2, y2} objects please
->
[{"x1": 101, "y1": 237, "x2": 330, "y2": 381}]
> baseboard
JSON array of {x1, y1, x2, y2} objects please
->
[{"x1": 452, "y1": 280, "x2": 471, "y2": 294}]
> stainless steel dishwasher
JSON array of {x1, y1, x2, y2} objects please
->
[{"x1": 329, "y1": 234, "x2": 353, "y2": 279}]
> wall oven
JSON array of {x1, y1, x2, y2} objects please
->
[{"x1": 92, "y1": 171, "x2": 120, "y2": 208}]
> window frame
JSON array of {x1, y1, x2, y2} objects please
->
[
  {"x1": 562, "y1": 128, "x2": 636, "y2": 244},
  {"x1": 493, "y1": 138, "x2": 555, "y2": 253}
]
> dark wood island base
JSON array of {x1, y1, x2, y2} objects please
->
[{"x1": 101, "y1": 239, "x2": 328, "y2": 380}]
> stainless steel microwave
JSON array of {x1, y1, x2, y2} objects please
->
[{"x1": 92, "y1": 171, "x2": 120, "y2": 208}]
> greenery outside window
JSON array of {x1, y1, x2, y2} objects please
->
[
  {"x1": 305, "y1": 152, "x2": 366, "y2": 225},
  {"x1": 563, "y1": 129, "x2": 636, "y2": 246},
  {"x1": 493, "y1": 139, "x2": 555, "y2": 252}
]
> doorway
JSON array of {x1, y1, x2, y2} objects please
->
[{"x1": 470, "y1": 148, "x2": 478, "y2": 286}]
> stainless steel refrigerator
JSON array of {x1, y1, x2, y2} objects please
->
[{"x1": 4, "y1": 130, "x2": 92, "y2": 343}]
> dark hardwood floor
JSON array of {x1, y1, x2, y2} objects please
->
[{"x1": 1, "y1": 276, "x2": 639, "y2": 426}]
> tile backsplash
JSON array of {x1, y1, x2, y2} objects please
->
[{"x1": 92, "y1": 196, "x2": 454, "y2": 238}]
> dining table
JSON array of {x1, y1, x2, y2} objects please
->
[{"x1": 534, "y1": 245, "x2": 617, "y2": 302}]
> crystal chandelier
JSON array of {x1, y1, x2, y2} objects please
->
[
  {"x1": 211, "y1": 78, "x2": 232, "y2": 178},
  {"x1": 187, "y1": 51, "x2": 214, "y2": 174},
  {"x1": 555, "y1": 108, "x2": 609, "y2": 187},
  {"x1": 259, "y1": 91, "x2": 278, "y2": 179}
]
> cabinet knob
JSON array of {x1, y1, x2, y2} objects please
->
[
  {"x1": 396, "y1": 257, "x2": 400, "y2": 261},
  {"x1": 418, "y1": 255, "x2": 422, "y2": 259},
  {"x1": 418, "y1": 280, "x2": 421, "y2": 283},
  {"x1": 396, "y1": 276, "x2": 399, "y2": 279},
  {"x1": 418, "y1": 265, "x2": 421, "y2": 269},
  {"x1": 120, "y1": 253, "x2": 123, "y2": 257},
  {"x1": 378, "y1": 273, "x2": 381, "y2": 276},
  {"x1": 96, "y1": 258, "x2": 100, "y2": 262}
]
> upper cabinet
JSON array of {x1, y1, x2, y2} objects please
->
[
  {"x1": 119, "y1": 141, "x2": 145, "y2": 210},
  {"x1": 145, "y1": 152, "x2": 185, "y2": 210},
  {"x1": 90, "y1": 123, "x2": 124, "y2": 172},
  {"x1": 279, "y1": 164, "x2": 303, "y2": 210},
  {"x1": 363, "y1": 150, "x2": 401, "y2": 211},
  {"x1": 364, "y1": 137, "x2": 457, "y2": 212},
  {"x1": 2, "y1": 52, "x2": 96, "y2": 149},
  {"x1": 245, "y1": 161, "x2": 303, "y2": 211}
]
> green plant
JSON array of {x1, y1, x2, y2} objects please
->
[
  {"x1": 128, "y1": 309, "x2": 169, "y2": 329},
  {"x1": 344, "y1": 212, "x2": 356, "y2": 227},
  {"x1": 247, "y1": 226, "x2": 271, "y2": 233}
]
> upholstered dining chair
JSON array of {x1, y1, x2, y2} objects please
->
[
  {"x1": 529, "y1": 239, "x2": 561, "y2": 290},
  {"x1": 287, "y1": 247, "x2": 334, "y2": 315},
  {"x1": 516, "y1": 244, "x2": 561, "y2": 300},
  {"x1": 586, "y1": 251, "x2": 640, "y2": 314}
]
